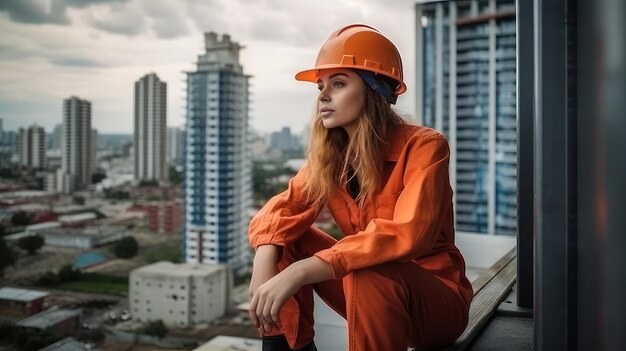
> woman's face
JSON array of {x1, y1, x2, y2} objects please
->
[{"x1": 317, "y1": 68, "x2": 365, "y2": 135}]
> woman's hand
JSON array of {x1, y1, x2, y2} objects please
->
[
  {"x1": 249, "y1": 267, "x2": 303, "y2": 334},
  {"x1": 249, "y1": 254, "x2": 334, "y2": 335}
]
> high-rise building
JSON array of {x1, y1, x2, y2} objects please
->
[
  {"x1": 18, "y1": 125, "x2": 46, "y2": 169},
  {"x1": 415, "y1": 0, "x2": 517, "y2": 235},
  {"x1": 270, "y1": 127, "x2": 293, "y2": 151},
  {"x1": 61, "y1": 96, "x2": 93, "y2": 193},
  {"x1": 167, "y1": 127, "x2": 184, "y2": 166},
  {"x1": 48, "y1": 124, "x2": 62, "y2": 150},
  {"x1": 91, "y1": 129, "x2": 98, "y2": 172},
  {"x1": 184, "y1": 32, "x2": 251, "y2": 275},
  {"x1": 134, "y1": 73, "x2": 168, "y2": 183}
]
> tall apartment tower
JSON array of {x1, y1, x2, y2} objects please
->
[
  {"x1": 184, "y1": 33, "x2": 251, "y2": 275},
  {"x1": 18, "y1": 124, "x2": 46, "y2": 169},
  {"x1": 61, "y1": 96, "x2": 93, "y2": 193},
  {"x1": 415, "y1": 0, "x2": 517, "y2": 235},
  {"x1": 134, "y1": 73, "x2": 167, "y2": 183},
  {"x1": 167, "y1": 127, "x2": 184, "y2": 166},
  {"x1": 91, "y1": 129, "x2": 98, "y2": 172}
]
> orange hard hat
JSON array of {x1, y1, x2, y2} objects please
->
[{"x1": 295, "y1": 24, "x2": 407, "y2": 95}]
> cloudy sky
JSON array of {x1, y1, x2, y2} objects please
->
[{"x1": 0, "y1": 0, "x2": 418, "y2": 135}]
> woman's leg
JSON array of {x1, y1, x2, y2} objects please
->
[
  {"x1": 343, "y1": 261, "x2": 469, "y2": 351},
  {"x1": 264, "y1": 226, "x2": 346, "y2": 350}
]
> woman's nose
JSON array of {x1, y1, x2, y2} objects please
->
[{"x1": 318, "y1": 87, "x2": 331, "y2": 102}]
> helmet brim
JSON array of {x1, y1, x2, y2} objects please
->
[{"x1": 295, "y1": 65, "x2": 407, "y2": 95}]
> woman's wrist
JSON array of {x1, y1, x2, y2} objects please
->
[
  {"x1": 288, "y1": 256, "x2": 333, "y2": 287},
  {"x1": 254, "y1": 244, "x2": 282, "y2": 263}
]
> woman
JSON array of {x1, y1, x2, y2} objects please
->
[{"x1": 248, "y1": 24, "x2": 473, "y2": 351}]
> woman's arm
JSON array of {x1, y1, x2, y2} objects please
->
[
  {"x1": 249, "y1": 253, "x2": 333, "y2": 334},
  {"x1": 315, "y1": 133, "x2": 452, "y2": 279},
  {"x1": 248, "y1": 163, "x2": 321, "y2": 251},
  {"x1": 248, "y1": 163, "x2": 328, "y2": 333}
]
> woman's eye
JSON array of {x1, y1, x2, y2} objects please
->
[
  {"x1": 333, "y1": 81, "x2": 345, "y2": 88},
  {"x1": 317, "y1": 85, "x2": 323, "y2": 91}
]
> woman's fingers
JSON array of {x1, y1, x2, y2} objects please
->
[
  {"x1": 248, "y1": 292, "x2": 260, "y2": 328},
  {"x1": 270, "y1": 299, "x2": 282, "y2": 328},
  {"x1": 253, "y1": 289, "x2": 282, "y2": 333},
  {"x1": 262, "y1": 295, "x2": 275, "y2": 330}
]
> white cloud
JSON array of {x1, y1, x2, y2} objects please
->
[{"x1": 0, "y1": 0, "x2": 417, "y2": 134}]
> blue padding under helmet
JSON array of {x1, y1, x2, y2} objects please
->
[{"x1": 355, "y1": 70, "x2": 398, "y2": 105}]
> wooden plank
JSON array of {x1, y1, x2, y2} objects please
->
[{"x1": 471, "y1": 247, "x2": 516, "y2": 294}]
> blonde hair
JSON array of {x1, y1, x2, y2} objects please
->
[{"x1": 303, "y1": 81, "x2": 405, "y2": 206}]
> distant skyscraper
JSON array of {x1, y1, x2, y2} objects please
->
[
  {"x1": 416, "y1": 0, "x2": 517, "y2": 235},
  {"x1": 167, "y1": 127, "x2": 184, "y2": 166},
  {"x1": 18, "y1": 124, "x2": 46, "y2": 169},
  {"x1": 184, "y1": 32, "x2": 251, "y2": 275},
  {"x1": 61, "y1": 96, "x2": 93, "y2": 193},
  {"x1": 134, "y1": 73, "x2": 168, "y2": 183},
  {"x1": 91, "y1": 129, "x2": 98, "y2": 172},
  {"x1": 270, "y1": 127, "x2": 297, "y2": 152},
  {"x1": 48, "y1": 124, "x2": 62, "y2": 150}
]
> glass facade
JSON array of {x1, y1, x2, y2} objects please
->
[
  {"x1": 417, "y1": 0, "x2": 517, "y2": 235},
  {"x1": 184, "y1": 34, "x2": 251, "y2": 275}
]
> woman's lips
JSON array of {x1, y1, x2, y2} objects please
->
[{"x1": 320, "y1": 108, "x2": 334, "y2": 117}]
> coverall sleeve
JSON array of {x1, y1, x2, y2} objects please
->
[
  {"x1": 248, "y1": 164, "x2": 322, "y2": 250},
  {"x1": 315, "y1": 134, "x2": 452, "y2": 278}
]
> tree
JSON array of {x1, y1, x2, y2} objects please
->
[
  {"x1": 11, "y1": 211, "x2": 32, "y2": 226},
  {"x1": 92, "y1": 169, "x2": 107, "y2": 184},
  {"x1": 169, "y1": 166, "x2": 182, "y2": 184},
  {"x1": 58, "y1": 264, "x2": 81, "y2": 282},
  {"x1": 0, "y1": 238, "x2": 16, "y2": 277},
  {"x1": 18, "y1": 234, "x2": 44, "y2": 255},
  {"x1": 113, "y1": 236, "x2": 139, "y2": 259},
  {"x1": 142, "y1": 320, "x2": 167, "y2": 338}
]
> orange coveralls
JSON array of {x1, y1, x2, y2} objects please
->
[{"x1": 249, "y1": 124, "x2": 473, "y2": 350}]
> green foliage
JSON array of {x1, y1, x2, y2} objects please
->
[
  {"x1": 252, "y1": 161, "x2": 296, "y2": 204},
  {"x1": 141, "y1": 320, "x2": 168, "y2": 338},
  {"x1": 325, "y1": 225, "x2": 346, "y2": 240},
  {"x1": 37, "y1": 264, "x2": 81, "y2": 286},
  {"x1": 58, "y1": 264, "x2": 81, "y2": 282},
  {"x1": 169, "y1": 166, "x2": 182, "y2": 184},
  {"x1": 92, "y1": 170, "x2": 107, "y2": 184},
  {"x1": 138, "y1": 180, "x2": 159, "y2": 187},
  {"x1": 56, "y1": 273, "x2": 128, "y2": 296},
  {"x1": 0, "y1": 238, "x2": 16, "y2": 277},
  {"x1": 143, "y1": 240, "x2": 182, "y2": 263},
  {"x1": 0, "y1": 322, "x2": 62, "y2": 350},
  {"x1": 11, "y1": 211, "x2": 32, "y2": 226},
  {"x1": 37, "y1": 271, "x2": 61, "y2": 286},
  {"x1": 113, "y1": 236, "x2": 139, "y2": 259},
  {"x1": 18, "y1": 234, "x2": 44, "y2": 255}
]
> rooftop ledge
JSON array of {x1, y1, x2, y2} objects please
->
[{"x1": 313, "y1": 232, "x2": 517, "y2": 351}]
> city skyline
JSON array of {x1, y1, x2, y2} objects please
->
[{"x1": 0, "y1": 0, "x2": 417, "y2": 135}]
